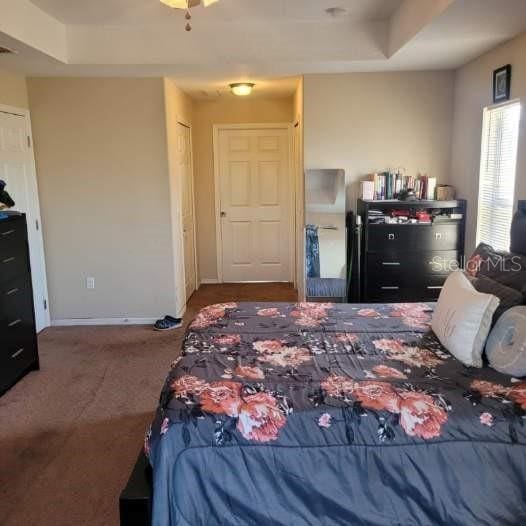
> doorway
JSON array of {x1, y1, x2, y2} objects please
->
[
  {"x1": 213, "y1": 124, "x2": 294, "y2": 283},
  {"x1": 0, "y1": 106, "x2": 50, "y2": 332}
]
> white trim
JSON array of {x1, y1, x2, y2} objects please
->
[
  {"x1": 51, "y1": 317, "x2": 159, "y2": 327},
  {"x1": 0, "y1": 104, "x2": 51, "y2": 331},
  {"x1": 187, "y1": 123, "x2": 199, "y2": 295},
  {"x1": 485, "y1": 98, "x2": 521, "y2": 111},
  {"x1": 199, "y1": 278, "x2": 220, "y2": 285},
  {"x1": 212, "y1": 122, "x2": 295, "y2": 284}
]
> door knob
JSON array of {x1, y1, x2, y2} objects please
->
[{"x1": 220, "y1": 211, "x2": 227, "y2": 217}]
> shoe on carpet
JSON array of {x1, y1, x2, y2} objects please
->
[{"x1": 154, "y1": 315, "x2": 183, "y2": 331}]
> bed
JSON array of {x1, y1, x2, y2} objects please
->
[{"x1": 141, "y1": 301, "x2": 526, "y2": 526}]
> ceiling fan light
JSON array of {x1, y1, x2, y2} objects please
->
[
  {"x1": 230, "y1": 83, "x2": 255, "y2": 96},
  {"x1": 160, "y1": 0, "x2": 217, "y2": 8}
]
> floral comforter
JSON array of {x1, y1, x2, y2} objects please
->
[{"x1": 146, "y1": 302, "x2": 526, "y2": 526}]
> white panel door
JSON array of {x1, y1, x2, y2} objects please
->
[
  {"x1": 178, "y1": 123, "x2": 197, "y2": 300},
  {"x1": 218, "y1": 127, "x2": 291, "y2": 282},
  {"x1": 0, "y1": 109, "x2": 49, "y2": 331}
]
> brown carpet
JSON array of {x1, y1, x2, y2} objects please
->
[{"x1": 0, "y1": 283, "x2": 297, "y2": 526}]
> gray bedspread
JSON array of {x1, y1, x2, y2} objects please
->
[{"x1": 146, "y1": 302, "x2": 526, "y2": 526}]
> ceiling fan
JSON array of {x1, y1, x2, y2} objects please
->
[{"x1": 160, "y1": 0, "x2": 220, "y2": 31}]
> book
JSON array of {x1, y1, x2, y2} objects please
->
[
  {"x1": 427, "y1": 177, "x2": 437, "y2": 200},
  {"x1": 361, "y1": 181, "x2": 375, "y2": 200}
]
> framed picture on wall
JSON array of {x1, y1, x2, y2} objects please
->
[{"x1": 493, "y1": 64, "x2": 512, "y2": 103}]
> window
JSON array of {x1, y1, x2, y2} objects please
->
[{"x1": 477, "y1": 101, "x2": 521, "y2": 251}]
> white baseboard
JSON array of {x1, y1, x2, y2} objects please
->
[
  {"x1": 51, "y1": 317, "x2": 158, "y2": 327},
  {"x1": 199, "y1": 278, "x2": 220, "y2": 285}
]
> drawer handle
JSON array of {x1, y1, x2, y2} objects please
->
[
  {"x1": 435, "y1": 233, "x2": 443, "y2": 240},
  {"x1": 11, "y1": 348, "x2": 24, "y2": 359},
  {"x1": 381, "y1": 286, "x2": 400, "y2": 290},
  {"x1": 6, "y1": 288, "x2": 19, "y2": 296},
  {"x1": 427, "y1": 286, "x2": 443, "y2": 290},
  {"x1": 2, "y1": 256, "x2": 16, "y2": 264},
  {"x1": 388, "y1": 233, "x2": 395, "y2": 240},
  {"x1": 8, "y1": 318, "x2": 22, "y2": 327},
  {"x1": 382, "y1": 262, "x2": 400, "y2": 266},
  {"x1": 1, "y1": 229, "x2": 15, "y2": 236}
]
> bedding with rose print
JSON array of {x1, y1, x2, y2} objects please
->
[{"x1": 146, "y1": 302, "x2": 526, "y2": 526}]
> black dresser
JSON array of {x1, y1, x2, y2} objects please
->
[
  {"x1": 1, "y1": 213, "x2": 39, "y2": 395},
  {"x1": 356, "y1": 199, "x2": 466, "y2": 303}
]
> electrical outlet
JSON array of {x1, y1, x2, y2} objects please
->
[{"x1": 86, "y1": 277, "x2": 95, "y2": 290}]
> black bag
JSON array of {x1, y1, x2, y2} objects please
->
[{"x1": 0, "y1": 180, "x2": 15, "y2": 209}]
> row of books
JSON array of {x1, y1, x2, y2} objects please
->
[{"x1": 362, "y1": 172, "x2": 437, "y2": 201}]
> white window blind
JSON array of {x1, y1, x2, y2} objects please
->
[{"x1": 477, "y1": 101, "x2": 521, "y2": 251}]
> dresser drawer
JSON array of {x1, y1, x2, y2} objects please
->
[
  {"x1": 365, "y1": 272, "x2": 450, "y2": 303},
  {"x1": 367, "y1": 225, "x2": 413, "y2": 253},
  {"x1": 367, "y1": 224, "x2": 462, "y2": 253},
  {"x1": 0, "y1": 276, "x2": 35, "y2": 336},
  {"x1": 366, "y1": 251, "x2": 461, "y2": 276},
  {"x1": 365, "y1": 272, "x2": 414, "y2": 302},
  {"x1": 0, "y1": 226, "x2": 30, "y2": 285},
  {"x1": 425, "y1": 225, "x2": 462, "y2": 252},
  {"x1": 0, "y1": 219, "x2": 26, "y2": 242},
  {"x1": 418, "y1": 274, "x2": 448, "y2": 301},
  {"x1": 0, "y1": 341, "x2": 38, "y2": 393}
]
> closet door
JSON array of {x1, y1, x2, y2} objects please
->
[
  {"x1": 0, "y1": 108, "x2": 50, "y2": 331},
  {"x1": 178, "y1": 123, "x2": 197, "y2": 301}
]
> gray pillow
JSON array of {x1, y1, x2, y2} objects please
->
[
  {"x1": 467, "y1": 274, "x2": 524, "y2": 325},
  {"x1": 486, "y1": 306, "x2": 526, "y2": 377}
]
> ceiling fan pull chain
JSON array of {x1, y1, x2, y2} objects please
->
[{"x1": 185, "y1": 0, "x2": 192, "y2": 31}]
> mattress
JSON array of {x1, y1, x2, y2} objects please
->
[{"x1": 146, "y1": 302, "x2": 526, "y2": 526}]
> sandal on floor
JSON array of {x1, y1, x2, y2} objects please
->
[{"x1": 154, "y1": 315, "x2": 183, "y2": 331}]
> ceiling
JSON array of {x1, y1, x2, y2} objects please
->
[{"x1": 1, "y1": 0, "x2": 526, "y2": 98}]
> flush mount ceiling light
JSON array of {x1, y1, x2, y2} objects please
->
[
  {"x1": 325, "y1": 7, "x2": 348, "y2": 18},
  {"x1": 229, "y1": 83, "x2": 255, "y2": 96},
  {"x1": 160, "y1": 0, "x2": 219, "y2": 31}
]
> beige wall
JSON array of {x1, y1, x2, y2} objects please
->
[
  {"x1": 304, "y1": 72, "x2": 455, "y2": 209},
  {"x1": 450, "y1": 32, "x2": 526, "y2": 254},
  {"x1": 0, "y1": 68, "x2": 28, "y2": 108},
  {"x1": 27, "y1": 77, "x2": 176, "y2": 320},
  {"x1": 192, "y1": 96, "x2": 294, "y2": 281}
]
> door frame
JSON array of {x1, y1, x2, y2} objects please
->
[
  {"x1": 0, "y1": 104, "x2": 50, "y2": 331},
  {"x1": 212, "y1": 122, "x2": 295, "y2": 284},
  {"x1": 179, "y1": 119, "x2": 199, "y2": 300}
]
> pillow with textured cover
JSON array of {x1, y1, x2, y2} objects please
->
[
  {"x1": 466, "y1": 274, "x2": 524, "y2": 325},
  {"x1": 486, "y1": 306, "x2": 526, "y2": 377},
  {"x1": 466, "y1": 243, "x2": 526, "y2": 296},
  {"x1": 432, "y1": 270, "x2": 500, "y2": 368}
]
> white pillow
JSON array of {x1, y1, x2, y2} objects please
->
[
  {"x1": 431, "y1": 270, "x2": 500, "y2": 367},
  {"x1": 486, "y1": 306, "x2": 526, "y2": 376}
]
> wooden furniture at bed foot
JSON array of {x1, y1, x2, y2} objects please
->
[{"x1": 0, "y1": 213, "x2": 39, "y2": 395}]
